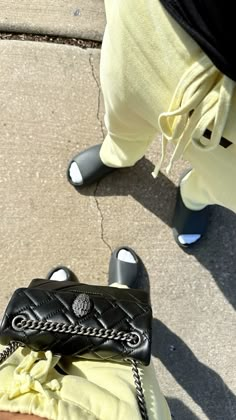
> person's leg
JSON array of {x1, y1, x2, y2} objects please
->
[
  {"x1": 180, "y1": 170, "x2": 212, "y2": 211},
  {"x1": 100, "y1": 0, "x2": 202, "y2": 167},
  {"x1": 67, "y1": 0, "x2": 202, "y2": 186},
  {"x1": 99, "y1": 18, "x2": 158, "y2": 169},
  {"x1": 172, "y1": 169, "x2": 210, "y2": 247},
  {"x1": 108, "y1": 246, "x2": 171, "y2": 420},
  {"x1": 173, "y1": 140, "x2": 236, "y2": 247},
  {"x1": 182, "y1": 140, "x2": 236, "y2": 213}
]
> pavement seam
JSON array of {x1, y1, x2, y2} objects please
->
[
  {"x1": 89, "y1": 53, "x2": 112, "y2": 253},
  {"x1": 0, "y1": 32, "x2": 101, "y2": 49}
]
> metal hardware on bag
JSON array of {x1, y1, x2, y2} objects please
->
[
  {"x1": 127, "y1": 331, "x2": 142, "y2": 348},
  {"x1": 72, "y1": 293, "x2": 92, "y2": 318},
  {"x1": 12, "y1": 315, "x2": 28, "y2": 331}
]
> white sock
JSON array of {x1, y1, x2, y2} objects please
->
[
  {"x1": 49, "y1": 268, "x2": 68, "y2": 281},
  {"x1": 69, "y1": 162, "x2": 83, "y2": 184},
  {"x1": 178, "y1": 234, "x2": 201, "y2": 245},
  {"x1": 118, "y1": 249, "x2": 136, "y2": 263}
]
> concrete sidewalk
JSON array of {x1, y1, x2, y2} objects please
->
[
  {"x1": 0, "y1": 0, "x2": 105, "y2": 40},
  {"x1": 0, "y1": 2, "x2": 235, "y2": 419}
]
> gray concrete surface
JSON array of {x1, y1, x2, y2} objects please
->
[
  {"x1": 0, "y1": 0, "x2": 105, "y2": 40},
  {"x1": 0, "y1": 7, "x2": 235, "y2": 420}
]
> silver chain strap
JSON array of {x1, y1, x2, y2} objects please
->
[
  {"x1": 11, "y1": 317, "x2": 141, "y2": 346},
  {"x1": 0, "y1": 316, "x2": 149, "y2": 420},
  {"x1": 0, "y1": 341, "x2": 22, "y2": 364},
  {"x1": 131, "y1": 359, "x2": 149, "y2": 420}
]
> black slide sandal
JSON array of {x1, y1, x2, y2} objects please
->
[
  {"x1": 67, "y1": 144, "x2": 116, "y2": 187},
  {"x1": 108, "y1": 246, "x2": 141, "y2": 287},
  {"x1": 46, "y1": 266, "x2": 79, "y2": 282}
]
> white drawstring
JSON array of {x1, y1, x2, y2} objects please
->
[{"x1": 152, "y1": 55, "x2": 235, "y2": 178}]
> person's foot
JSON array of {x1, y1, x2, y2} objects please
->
[
  {"x1": 46, "y1": 266, "x2": 79, "y2": 282},
  {"x1": 108, "y1": 246, "x2": 141, "y2": 288},
  {"x1": 67, "y1": 144, "x2": 117, "y2": 187},
  {"x1": 172, "y1": 187, "x2": 209, "y2": 248}
]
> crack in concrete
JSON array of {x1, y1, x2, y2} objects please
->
[
  {"x1": 89, "y1": 54, "x2": 111, "y2": 253},
  {"x1": 94, "y1": 183, "x2": 112, "y2": 253},
  {"x1": 89, "y1": 54, "x2": 105, "y2": 138}
]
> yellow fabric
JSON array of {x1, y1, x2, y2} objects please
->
[
  {"x1": 0, "y1": 283, "x2": 171, "y2": 420},
  {"x1": 99, "y1": 0, "x2": 236, "y2": 212}
]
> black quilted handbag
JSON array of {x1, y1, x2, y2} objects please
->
[{"x1": 0, "y1": 279, "x2": 152, "y2": 420}]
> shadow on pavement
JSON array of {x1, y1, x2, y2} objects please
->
[
  {"x1": 152, "y1": 319, "x2": 236, "y2": 420},
  {"x1": 166, "y1": 398, "x2": 200, "y2": 420},
  {"x1": 76, "y1": 156, "x2": 236, "y2": 310}
]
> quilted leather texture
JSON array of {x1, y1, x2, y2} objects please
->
[{"x1": 0, "y1": 280, "x2": 152, "y2": 365}]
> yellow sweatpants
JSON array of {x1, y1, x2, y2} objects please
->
[{"x1": 99, "y1": 0, "x2": 236, "y2": 212}]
